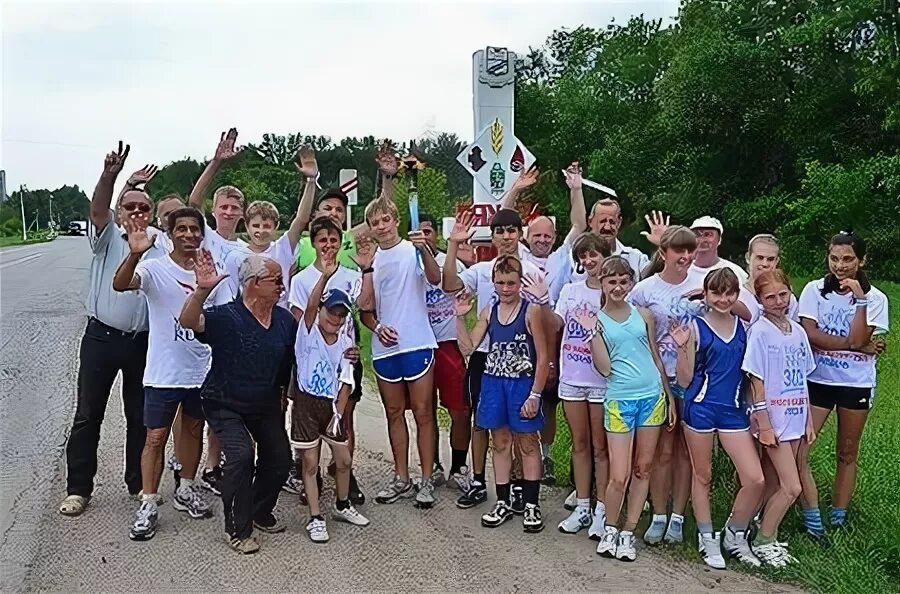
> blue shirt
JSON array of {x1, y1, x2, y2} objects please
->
[
  {"x1": 197, "y1": 301, "x2": 297, "y2": 414},
  {"x1": 485, "y1": 301, "x2": 536, "y2": 378},
  {"x1": 599, "y1": 304, "x2": 662, "y2": 401},
  {"x1": 685, "y1": 317, "x2": 747, "y2": 408}
]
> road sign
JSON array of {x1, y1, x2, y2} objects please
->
[
  {"x1": 456, "y1": 117, "x2": 536, "y2": 203},
  {"x1": 339, "y1": 169, "x2": 359, "y2": 205}
]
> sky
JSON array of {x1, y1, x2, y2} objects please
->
[{"x1": 1, "y1": 0, "x2": 678, "y2": 194}]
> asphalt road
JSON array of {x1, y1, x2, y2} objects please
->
[{"x1": 0, "y1": 237, "x2": 800, "y2": 593}]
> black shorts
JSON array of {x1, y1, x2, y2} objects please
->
[
  {"x1": 466, "y1": 351, "x2": 487, "y2": 413},
  {"x1": 808, "y1": 381, "x2": 873, "y2": 411}
]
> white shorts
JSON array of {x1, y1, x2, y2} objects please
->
[{"x1": 558, "y1": 382, "x2": 607, "y2": 404}]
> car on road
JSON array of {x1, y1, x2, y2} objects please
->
[{"x1": 66, "y1": 221, "x2": 88, "y2": 236}]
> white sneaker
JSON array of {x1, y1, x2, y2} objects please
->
[
  {"x1": 332, "y1": 504, "x2": 370, "y2": 527},
  {"x1": 752, "y1": 541, "x2": 793, "y2": 568},
  {"x1": 588, "y1": 507, "x2": 607, "y2": 541},
  {"x1": 664, "y1": 515, "x2": 684, "y2": 544},
  {"x1": 596, "y1": 525, "x2": 618, "y2": 558},
  {"x1": 722, "y1": 528, "x2": 761, "y2": 567},
  {"x1": 558, "y1": 506, "x2": 592, "y2": 534},
  {"x1": 563, "y1": 489, "x2": 577, "y2": 511},
  {"x1": 448, "y1": 466, "x2": 471, "y2": 493},
  {"x1": 699, "y1": 533, "x2": 726, "y2": 569},
  {"x1": 306, "y1": 517, "x2": 329, "y2": 543},
  {"x1": 615, "y1": 531, "x2": 637, "y2": 562}
]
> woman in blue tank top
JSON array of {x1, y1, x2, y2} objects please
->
[
  {"x1": 573, "y1": 256, "x2": 674, "y2": 563},
  {"x1": 671, "y1": 268, "x2": 764, "y2": 570}
]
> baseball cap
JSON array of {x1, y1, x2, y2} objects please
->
[
  {"x1": 321, "y1": 289, "x2": 352, "y2": 313},
  {"x1": 690, "y1": 215, "x2": 724, "y2": 234},
  {"x1": 490, "y1": 208, "x2": 523, "y2": 229},
  {"x1": 315, "y1": 188, "x2": 349, "y2": 210}
]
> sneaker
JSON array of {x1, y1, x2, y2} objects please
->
[
  {"x1": 541, "y1": 456, "x2": 556, "y2": 486},
  {"x1": 563, "y1": 489, "x2": 577, "y2": 511},
  {"x1": 664, "y1": 516, "x2": 684, "y2": 544},
  {"x1": 481, "y1": 500, "x2": 514, "y2": 528},
  {"x1": 456, "y1": 481, "x2": 488, "y2": 509},
  {"x1": 752, "y1": 541, "x2": 793, "y2": 568},
  {"x1": 199, "y1": 466, "x2": 223, "y2": 496},
  {"x1": 596, "y1": 525, "x2": 618, "y2": 558},
  {"x1": 332, "y1": 504, "x2": 370, "y2": 526},
  {"x1": 173, "y1": 484, "x2": 213, "y2": 519},
  {"x1": 167, "y1": 456, "x2": 182, "y2": 495},
  {"x1": 348, "y1": 473, "x2": 366, "y2": 506},
  {"x1": 722, "y1": 528, "x2": 761, "y2": 567},
  {"x1": 700, "y1": 533, "x2": 726, "y2": 569},
  {"x1": 616, "y1": 531, "x2": 637, "y2": 562},
  {"x1": 431, "y1": 463, "x2": 446, "y2": 487},
  {"x1": 282, "y1": 466, "x2": 303, "y2": 495},
  {"x1": 306, "y1": 517, "x2": 329, "y2": 543},
  {"x1": 128, "y1": 501, "x2": 158, "y2": 541},
  {"x1": 523, "y1": 503, "x2": 544, "y2": 533},
  {"x1": 253, "y1": 513, "x2": 287, "y2": 534},
  {"x1": 374, "y1": 474, "x2": 413, "y2": 504},
  {"x1": 588, "y1": 508, "x2": 607, "y2": 541},
  {"x1": 415, "y1": 477, "x2": 436, "y2": 509},
  {"x1": 510, "y1": 485, "x2": 525, "y2": 515},
  {"x1": 448, "y1": 466, "x2": 471, "y2": 493},
  {"x1": 227, "y1": 535, "x2": 260, "y2": 554},
  {"x1": 644, "y1": 515, "x2": 667, "y2": 545},
  {"x1": 558, "y1": 506, "x2": 591, "y2": 534}
]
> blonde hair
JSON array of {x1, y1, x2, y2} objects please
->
[
  {"x1": 213, "y1": 185, "x2": 245, "y2": 207},
  {"x1": 746, "y1": 233, "x2": 779, "y2": 261},
  {"x1": 364, "y1": 196, "x2": 399, "y2": 224},
  {"x1": 245, "y1": 200, "x2": 280, "y2": 225}
]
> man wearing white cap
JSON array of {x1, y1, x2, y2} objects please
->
[{"x1": 686, "y1": 215, "x2": 749, "y2": 286}]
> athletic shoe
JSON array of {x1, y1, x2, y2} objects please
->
[
  {"x1": 167, "y1": 455, "x2": 182, "y2": 494},
  {"x1": 722, "y1": 528, "x2": 761, "y2": 567},
  {"x1": 523, "y1": 503, "x2": 544, "y2": 533},
  {"x1": 752, "y1": 541, "x2": 794, "y2": 568},
  {"x1": 596, "y1": 525, "x2": 618, "y2": 558},
  {"x1": 588, "y1": 508, "x2": 607, "y2": 541},
  {"x1": 227, "y1": 535, "x2": 259, "y2": 555},
  {"x1": 456, "y1": 481, "x2": 488, "y2": 509},
  {"x1": 510, "y1": 485, "x2": 526, "y2": 515},
  {"x1": 541, "y1": 456, "x2": 556, "y2": 486},
  {"x1": 563, "y1": 489, "x2": 577, "y2": 511},
  {"x1": 431, "y1": 463, "x2": 446, "y2": 488},
  {"x1": 282, "y1": 466, "x2": 303, "y2": 495},
  {"x1": 349, "y1": 473, "x2": 366, "y2": 506},
  {"x1": 306, "y1": 517, "x2": 329, "y2": 543},
  {"x1": 253, "y1": 513, "x2": 287, "y2": 533},
  {"x1": 644, "y1": 515, "x2": 667, "y2": 545},
  {"x1": 415, "y1": 477, "x2": 436, "y2": 509},
  {"x1": 700, "y1": 533, "x2": 726, "y2": 569},
  {"x1": 332, "y1": 504, "x2": 370, "y2": 526},
  {"x1": 481, "y1": 500, "x2": 514, "y2": 528},
  {"x1": 374, "y1": 474, "x2": 414, "y2": 504},
  {"x1": 558, "y1": 506, "x2": 591, "y2": 534},
  {"x1": 128, "y1": 501, "x2": 158, "y2": 541},
  {"x1": 173, "y1": 484, "x2": 213, "y2": 519},
  {"x1": 616, "y1": 531, "x2": 637, "y2": 562},
  {"x1": 448, "y1": 466, "x2": 471, "y2": 493},
  {"x1": 664, "y1": 516, "x2": 684, "y2": 544},
  {"x1": 199, "y1": 466, "x2": 223, "y2": 496}
]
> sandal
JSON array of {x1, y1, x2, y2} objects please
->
[{"x1": 59, "y1": 495, "x2": 90, "y2": 516}]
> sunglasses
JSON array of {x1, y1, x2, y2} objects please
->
[
  {"x1": 121, "y1": 202, "x2": 151, "y2": 213},
  {"x1": 256, "y1": 275, "x2": 284, "y2": 287},
  {"x1": 492, "y1": 225, "x2": 520, "y2": 235}
]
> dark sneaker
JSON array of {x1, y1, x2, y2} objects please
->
[
  {"x1": 199, "y1": 466, "x2": 223, "y2": 496},
  {"x1": 541, "y1": 456, "x2": 557, "y2": 486},
  {"x1": 456, "y1": 481, "x2": 488, "y2": 509},
  {"x1": 129, "y1": 501, "x2": 158, "y2": 541},
  {"x1": 173, "y1": 484, "x2": 213, "y2": 519},
  {"x1": 253, "y1": 512, "x2": 287, "y2": 534},
  {"x1": 349, "y1": 473, "x2": 366, "y2": 506},
  {"x1": 481, "y1": 501, "x2": 514, "y2": 528},
  {"x1": 523, "y1": 503, "x2": 545, "y2": 533},
  {"x1": 510, "y1": 485, "x2": 526, "y2": 515}
]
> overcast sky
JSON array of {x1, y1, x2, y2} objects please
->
[{"x1": 1, "y1": 0, "x2": 677, "y2": 193}]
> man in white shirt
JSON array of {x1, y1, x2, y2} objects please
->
[
  {"x1": 688, "y1": 216, "x2": 750, "y2": 286},
  {"x1": 113, "y1": 206, "x2": 214, "y2": 541}
]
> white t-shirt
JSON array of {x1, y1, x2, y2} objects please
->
[
  {"x1": 222, "y1": 234, "x2": 296, "y2": 309},
  {"x1": 294, "y1": 320, "x2": 354, "y2": 401},
  {"x1": 798, "y1": 279, "x2": 889, "y2": 388},
  {"x1": 371, "y1": 240, "x2": 437, "y2": 360},
  {"x1": 135, "y1": 255, "x2": 212, "y2": 388},
  {"x1": 628, "y1": 273, "x2": 706, "y2": 378},
  {"x1": 427, "y1": 252, "x2": 465, "y2": 343},
  {"x1": 288, "y1": 264, "x2": 361, "y2": 343},
  {"x1": 459, "y1": 256, "x2": 543, "y2": 353},
  {"x1": 742, "y1": 317, "x2": 816, "y2": 442},
  {"x1": 744, "y1": 288, "x2": 800, "y2": 326},
  {"x1": 203, "y1": 222, "x2": 248, "y2": 306},
  {"x1": 519, "y1": 237, "x2": 570, "y2": 291},
  {"x1": 687, "y1": 258, "x2": 749, "y2": 287},
  {"x1": 550, "y1": 238, "x2": 648, "y2": 303},
  {"x1": 554, "y1": 281, "x2": 607, "y2": 389}
]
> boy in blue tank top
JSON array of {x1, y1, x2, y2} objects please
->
[{"x1": 468, "y1": 256, "x2": 551, "y2": 533}]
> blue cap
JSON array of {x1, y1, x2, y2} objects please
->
[{"x1": 321, "y1": 289, "x2": 352, "y2": 313}]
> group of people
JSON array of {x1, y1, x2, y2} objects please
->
[{"x1": 59, "y1": 130, "x2": 889, "y2": 569}]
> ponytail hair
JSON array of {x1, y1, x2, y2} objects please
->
[{"x1": 821, "y1": 230, "x2": 870, "y2": 297}]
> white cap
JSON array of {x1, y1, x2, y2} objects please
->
[{"x1": 690, "y1": 215, "x2": 723, "y2": 234}]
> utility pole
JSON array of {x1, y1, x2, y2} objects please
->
[
  {"x1": 48, "y1": 193, "x2": 54, "y2": 228},
  {"x1": 19, "y1": 185, "x2": 27, "y2": 241}
]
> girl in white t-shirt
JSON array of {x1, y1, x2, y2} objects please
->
[
  {"x1": 551, "y1": 233, "x2": 613, "y2": 538},
  {"x1": 742, "y1": 270, "x2": 817, "y2": 568},
  {"x1": 742, "y1": 234, "x2": 799, "y2": 324},
  {"x1": 628, "y1": 225, "x2": 701, "y2": 546},
  {"x1": 797, "y1": 231, "x2": 889, "y2": 533}
]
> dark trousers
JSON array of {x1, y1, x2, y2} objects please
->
[
  {"x1": 204, "y1": 401, "x2": 291, "y2": 539},
  {"x1": 66, "y1": 319, "x2": 148, "y2": 497}
]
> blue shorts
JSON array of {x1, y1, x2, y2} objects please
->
[
  {"x1": 144, "y1": 387, "x2": 204, "y2": 429},
  {"x1": 682, "y1": 401, "x2": 750, "y2": 433},
  {"x1": 476, "y1": 375, "x2": 544, "y2": 434},
  {"x1": 605, "y1": 393, "x2": 667, "y2": 434},
  {"x1": 373, "y1": 348, "x2": 435, "y2": 383},
  {"x1": 669, "y1": 379, "x2": 686, "y2": 400}
]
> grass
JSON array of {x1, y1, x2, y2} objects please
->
[{"x1": 0, "y1": 231, "x2": 56, "y2": 248}]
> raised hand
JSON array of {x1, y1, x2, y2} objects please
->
[
  {"x1": 840, "y1": 278, "x2": 867, "y2": 299},
  {"x1": 214, "y1": 128, "x2": 240, "y2": 161},
  {"x1": 294, "y1": 144, "x2": 319, "y2": 178},
  {"x1": 669, "y1": 319, "x2": 692, "y2": 348},
  {"x1": 127, "y1": 164, "x2": 158, "y2": 188},
  {"x1": 563, "y1": 161, "x2": 582, "y2": 190},
  {"x1": 103, "y1": 141, "x2": 130, "y2": 177},
  {"x1": 122, "y1": 214, "x2": 155, "y2": 255},
  {"x1": 193, "y1": 248, "x2": 228, "y2": 290},
  {"x1": 573, "y1": 308, "x2": 601, "y2": 337},
  {"x1": 512, "y1": 165, "x2": 539, "y2": 192},
  {"x1": 375, "y1": 139, "x2": 400, "y2": 176},
  {"x1": 352, "y1": 233, "x2": 376, "y2": 270},
  {"x1": 522, "y1": 273, "x2": 549, "y2": 305},
  {"x1": 408, "y1": 230, "x2": 428, "y2": 251},
  {"x1": 640, "y1": 210, "x2": 670, "y2": 247},
  {"x1": 455, "y1": 291, "x2": 474, "y2": 317},
  {"x1": 449, "y1": 210, "x2": 475, "y2": 244},
  {"x1": 321, "y1": 247, "x2": 339, "y2": 277}
]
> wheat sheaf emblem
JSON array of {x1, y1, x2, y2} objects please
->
[{"x1": 490, "y1": 118, "x2": 504, "y2": 156}]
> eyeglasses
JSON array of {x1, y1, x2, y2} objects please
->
[
  {"x1": 492, "y1": 225, "x2": 519, "y2": 235},
  {"x1": 121, "y1": 202, "x2": 151, "y2": 213}
]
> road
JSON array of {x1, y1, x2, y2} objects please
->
[{"x1": 0, "y1": 237, "x2": 799, "y2": 593}]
